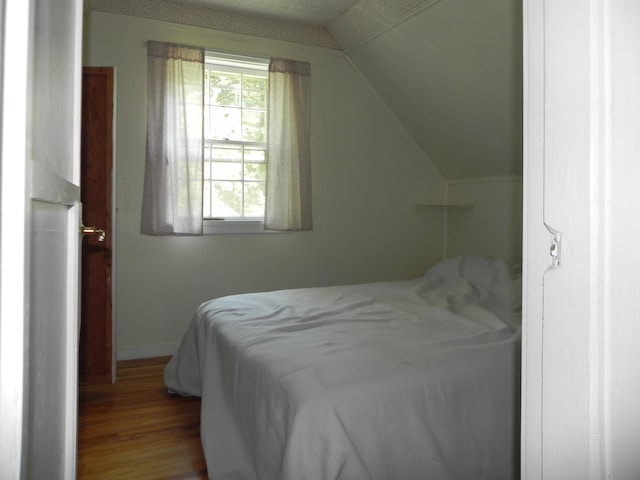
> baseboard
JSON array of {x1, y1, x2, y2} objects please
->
[{"x1": 117, "y1": 343, "x2": 179, "y2": 361}]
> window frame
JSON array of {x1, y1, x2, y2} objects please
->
[{"x1": 203, "y1": 51, "x2": 271, "y2": 235}]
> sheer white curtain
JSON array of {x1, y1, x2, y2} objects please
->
[
  {"x1": 141, "y1": 41, "x2": 204, "y2": 235},
  {"x1": 265, "y1": 59, "x2": 313, "y2": 231}
]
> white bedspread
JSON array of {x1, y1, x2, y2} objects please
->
[{"x1": 165, "y1": 256, "x2": 522, "y2": 480}]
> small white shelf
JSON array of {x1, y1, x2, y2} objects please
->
[{"x1": 415, "y1": 203, "x2": 474, "y2": 210}]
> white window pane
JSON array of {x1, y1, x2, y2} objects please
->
[
  {"x1": 244, "y1": 162, "x2": 265, "y2": 181},
  {"x1": 242, "y1": 89, "x2": 266, "y2": 109},
  {"x1": 244, "y1": 182, "x2": 265, "y2": 216},
  {"x1": 211, "y1": 87, "x2": 240, "y2": 107},
  {"x1": 208, "y1": 71, "x2": 240, "y2": 105},
  {"x1": 243, "y1": 75, "x2": 267, "y2": 92},
  {"x1": 208, "y1": 70, "x2": 240, "y2": 87},
  {"x1": 242, "y1": 110, "x2": 266, "y2": 142},
  {"x1": 244, "y1": 148, "x2": 266, "y2": 162},
  {"x1": 211, "y1": 145, "x2": 242, "y2": 160},
  {"x1": 212, "y1": 181, "x2": 242, "y2": 217},
  {"x1": 212, "y1": 161, "x2": 242, "y2": 180},
  {"x1": 209, "y1": 106, "x2": 241, "y2": 140}
]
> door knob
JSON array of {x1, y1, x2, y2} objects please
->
[{"x1": 80, "y1": 225, "x2": 106, "y2": 242}]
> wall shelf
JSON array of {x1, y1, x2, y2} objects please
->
[{"x1": 415, "y1": 203, "x2": 475, "y2": 210}]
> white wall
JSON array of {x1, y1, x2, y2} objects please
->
[
  {"x1": 445, "y1": 176, "x2": 523, "y2": 265},
  {"x1": 83, "y1": 12, "x2": 447, "y2": 359}
]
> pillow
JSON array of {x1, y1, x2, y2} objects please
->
[
  {"x1": 425, "y1": 256, "x2": 516, "y2": 292},
  {"x1": 424, "y1": 256, "x2": 522, "y2": 328}
]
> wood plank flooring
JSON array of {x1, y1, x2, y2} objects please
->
[{"x1": 78, "y1": 356, "x2": 208, "y2": 479}]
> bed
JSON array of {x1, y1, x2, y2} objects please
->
[{"x1": 164, "y1": 256, "x2": 522, "y2": 480}]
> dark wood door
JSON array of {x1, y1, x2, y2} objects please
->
[{"x1": 80, "y1": 67, "x2": 114, "y2": 384}]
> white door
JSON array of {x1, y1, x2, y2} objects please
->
[
  {"x1": 0, "y1": 0, "x2": 83, "y2": 478},
  {"x1": 523, "y1": 1, "x2": 640, "y2": 479},
  {"x1": 523, "y1": 0, "x2": 603, "y2": 477}
]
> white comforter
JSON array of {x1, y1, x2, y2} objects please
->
[{"x1": 165, "y1": 256, "x2": 522, "y2": 480}]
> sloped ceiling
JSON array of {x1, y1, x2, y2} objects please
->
[
  {"x1": 88, "y1": 0, "x2": 523, "y2": 179},
  {"x1": 348, "y1": 0, "x2": 523, "y2": 178}
]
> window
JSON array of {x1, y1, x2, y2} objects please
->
[
  {"x1": 204, "y1": 53, "x2": 269, "y2": 232},
  {"x1": 142, "y1": 41, "x2": 312, "y2": 236}
]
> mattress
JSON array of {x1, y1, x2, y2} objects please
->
[{"x1": 164, "y1": 256, "x2": 522, "y2": 480}]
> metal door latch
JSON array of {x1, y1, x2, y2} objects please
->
[
  {"x1": 80, "y1": 225, "x2": 106, "y2": 242},
  {"x1": 545, "y1": 222, "x2": 562, "y2": 268}
]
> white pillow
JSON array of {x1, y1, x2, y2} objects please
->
[{"x1": 424, "y1": 256, "x2": 522, "y2": 328}]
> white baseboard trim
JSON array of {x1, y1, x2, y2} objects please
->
[{"x1": 117, "y1": 343, "x2": 179, "y2": 361}]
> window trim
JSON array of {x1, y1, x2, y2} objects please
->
[
  {"x1": 204, "y1": 51, "x2": 270, "y2": 71},
  {"x1": 203, "y1": 218, "x2": 284, "y2": 235}
]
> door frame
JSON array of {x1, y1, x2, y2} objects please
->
[
  {"x1": 0, "y1": 0, "x2": 32, "y2": 476},
  {"x1": 0, "y1": 0, "x2": 84, "y2": 477}
]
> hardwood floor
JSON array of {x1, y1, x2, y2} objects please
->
[{"x1": 78, "y1": 356, "x2": 208, "y2": 479}]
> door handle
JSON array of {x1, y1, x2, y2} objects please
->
[{"x1": 80, "y1": 225, "x2": 106, "y2": 242}]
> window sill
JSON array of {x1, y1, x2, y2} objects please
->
[{"x1": 203, "y1": 219, "x2": 283, "y2": 235}]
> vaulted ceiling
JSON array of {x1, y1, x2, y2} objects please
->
[{"x1": 88, "y1": 0, "x2": 523, "y2": 179}]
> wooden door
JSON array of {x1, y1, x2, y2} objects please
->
[
  {"x1": 80, "y1": 67, "x2": 114, "y2": 384},
  {"x1": 0, "y1": 0, "x2": 83, "y2": 477}
]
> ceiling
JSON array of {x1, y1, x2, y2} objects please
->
[
  {"x1": 89, "y1": 0, "x2": 437, "y2": 51},
  {"x1": 160, "y1": 0, "x2": 361, "y2": 26},
  {"x1": 88, "y1": 0, "x2": 523, "y2": 179}
]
